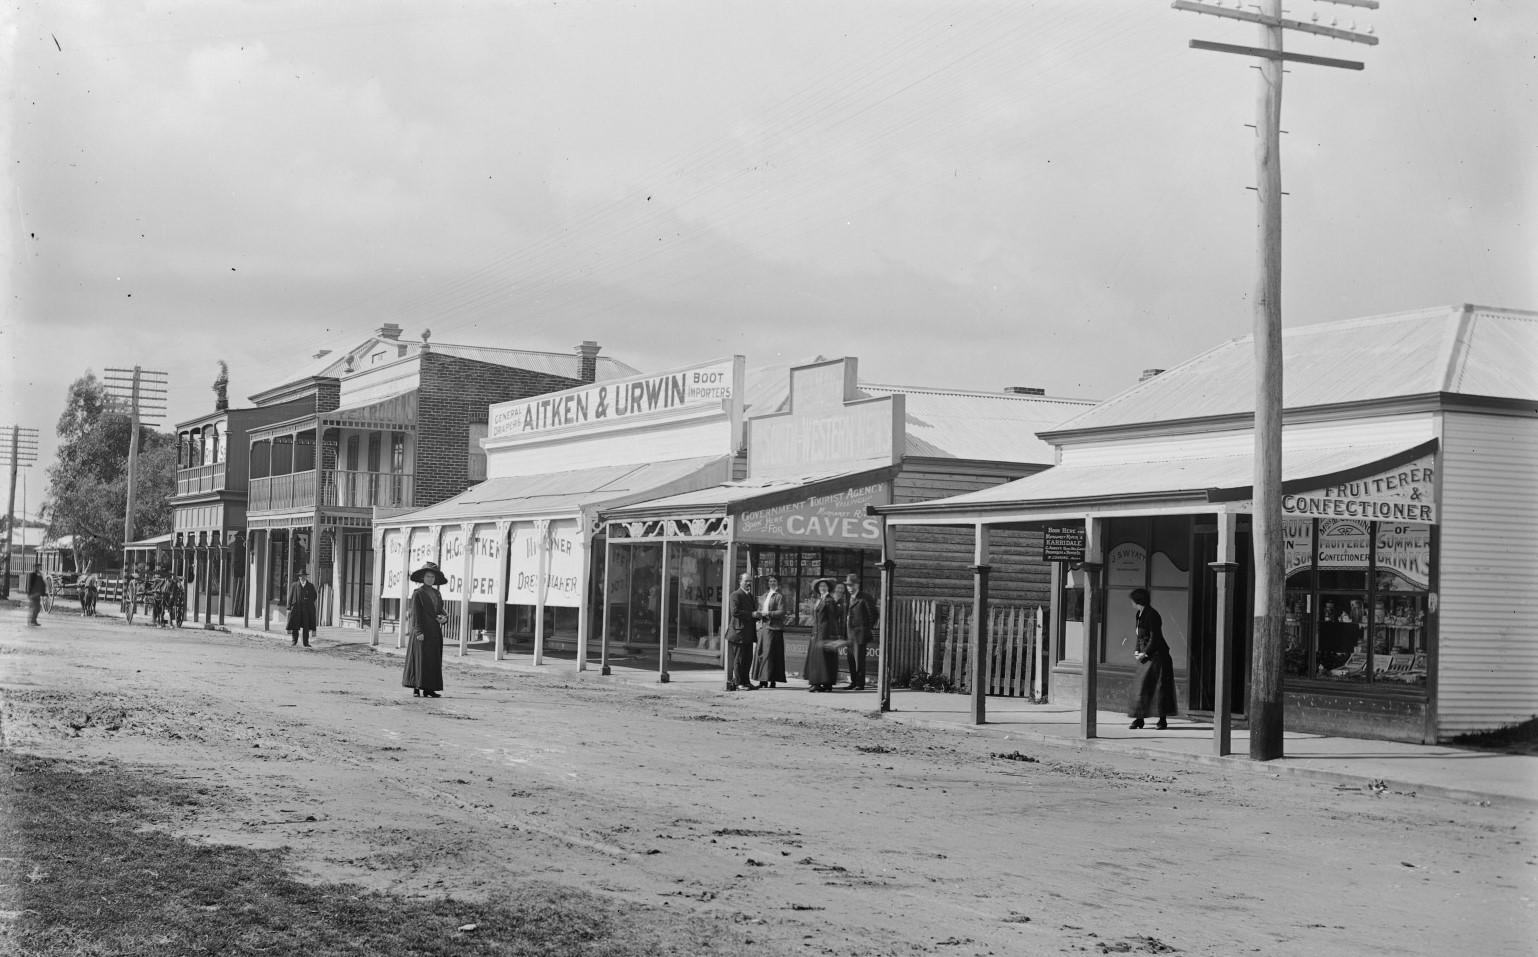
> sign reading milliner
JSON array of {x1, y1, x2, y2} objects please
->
[
  {"x1": 1282, "y1": 453, "x2": 1437, "y2": 524},
  {"x1": 488, "y1": 359, "x2": 735, "y2": 439}
]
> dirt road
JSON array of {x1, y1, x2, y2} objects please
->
[{"x1": 2, "y1": 609, "x2": 1532, "y2": 956}]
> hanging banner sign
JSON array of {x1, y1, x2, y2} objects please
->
[
  {"x1": 1042, "y1": 525, "x2": 1085, "y2": 563},
  {"x1": 737, "y1": 483, "x2": 887, "y2": 547},
  {"x1": 1283, "y1": 453, "x2": 1436, "y2": 524},
  {"x1": 469, "y1": 524, "x2": 504, "y2": 602},
  {"x1": 508, "y1": 520, "x2": 585, "y2": 607},
  {"x1": 438, "y1": 526, "x2": 467, "y2": 601},
  {"x1": 380, "y1": 530, "x2": 405, "y2": 598},
  {"x1": 488, "y1": 359, "x2": 736, "y2": 439}
]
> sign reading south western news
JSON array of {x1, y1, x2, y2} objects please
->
[
  {"x1": 488, "y1": 359, "x2": 735, "y2": 440},
  {"x1": 1282, "y1": 453, "x2": 1437, "y2": 524}
]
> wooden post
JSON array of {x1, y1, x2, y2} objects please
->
[
  {"x1": 217, "y1": 544, "x2": 228, "y2": 627},
  {"x1": 1079, "y1": 518, "x2": 1104, "y2": 739},
  {"x1": 368, "y1": 529, "x2": 384, "y2": 648},
  {"x1": 878, "y1": 556, "x2": 896, "y2": 713},
  {"x1": 575, "y1": 519, "x2": 591, "y2": 670},
  {"x1": 600, "y1": 531, "x2": 615, "y2": 675},
  {"x1": 493, "y1": 521, "x2": 510, "y2": 662},
  {"x1": 396, "y1": 529, "x2": 413, "y2": 650},
  {"x1": 1211, "y1": 511, "x2": 1240, "y2": 756},
  {"x1": 720, "y1": 540, "x2": 736, "y2": 689},
  {"x1": 260, "y1": 530, "x2": 272, "y2": 632},
  {"x1": 1249, "y1": 0, "x2": 1287, "y2": 761},
  {"x1": 969, "y1": 524, "x2": 991, "y2": 725},
  {"x1": 533, "y1": 520, "x2": 549, "y2": 666},
  {"x1": 458, "y1": 523, "x2": 473, "y2": 657},
  {"x1": 658, "y1": 536, "x2": 671, "y2": 683}
]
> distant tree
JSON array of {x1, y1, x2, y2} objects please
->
[{"x1": 44, "y1": 373, "x2": 175, "y2": 571}]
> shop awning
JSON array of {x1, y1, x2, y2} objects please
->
[
  {"x1": 874, "y1": 439, "x2": 1438, "y2": 523},
  {"x1": 376, "y1": 455, "x2": 733, "y2": 527},
  {"x1": 600, "y1": 464, "x2": 900, "y2": 521}
]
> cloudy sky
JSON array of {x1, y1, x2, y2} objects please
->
[{"x1": 2, "y1": 0, "x2": 1534, "y2": 510}]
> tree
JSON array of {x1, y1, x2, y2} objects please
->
[{"x1": 44, "y1": 373, "x2": 175, "y2": 572}]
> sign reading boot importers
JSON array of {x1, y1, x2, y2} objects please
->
[{"x1": 737, "y1": 483, "x2": 888, "y2": 547}]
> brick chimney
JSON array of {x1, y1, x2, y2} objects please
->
[
  {"x1": 575, "y1": 340, "x2": 601, "y2": 383},
  {"x1": 1003, "y1": 386, "x2": 1045, "y2": 396},
  {"x1": 377, "y1": 323, "x2": 403, "y2": 341}
]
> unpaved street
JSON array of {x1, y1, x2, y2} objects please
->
[{"x1": 2, "y1": 609, "x2": 1533, "y2": 956}]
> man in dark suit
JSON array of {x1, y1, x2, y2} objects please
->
[
  {"x1": 842, "y1": 573, "x2": 878, "y2": 690},
  {"x1": 725, "y1": 572, "x2": 757, "y2": 691}
]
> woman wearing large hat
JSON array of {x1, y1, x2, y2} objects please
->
[
  {"x1": 801, "y1": 578, "x2": 842, "y2": 692},
  {"x1": 402, "y1": 561, "x2": 448, "y2": 698}
]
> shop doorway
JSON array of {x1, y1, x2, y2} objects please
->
[{"x1": 1188, "y1": 526, "x2": 1252, "y2": 716}]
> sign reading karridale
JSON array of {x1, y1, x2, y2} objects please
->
[
  {"x1": 488, "y1": 359, "x2": 735, "y2": 439},
  {"x1": 737, "y1": 483, "x2": 888, "y2": 546},
  {"x1": 1282, "y1": 453, "x2": 1437, "y2": 524}
]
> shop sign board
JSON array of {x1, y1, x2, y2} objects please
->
[
  {"x1": 488, "y1": 358, "x2": 736, "y2": 440},
  {"x1": 737, "y1": 483, "x2": 888, "y2": 547},
  {"x1": 380, "y1": 530, "x2": 405, "y2": 597},
  {"x1": 408, "y1": 528, "x2": 438, "y2": 577},
  {"x1": 748, "y1": 357, "x2": 901, "y2": 479},
  {"x1": 1282, "y1": 452, "x2": 1436, "y2": 524},
  {"x1": 469, "y1": 525, "x2": 503, "y2": 602},
  {"x1": 1042, "y1": 525, "x2": 1085, "y2": 562},
  {"x1": 438, "y1": 526, "x2": 467, "y2": 600},
  {"x1": 508, "y1": 519, "x2": 585, "y2": 607},
  {"x1": 1285, "y1": 519, "x2": 1431, "y2": 589}
]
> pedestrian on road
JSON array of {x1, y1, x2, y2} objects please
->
[
  {"x1": 750, "y1": 575, "x2": 787, "y2": 689},
  {"x1": 286, "y1": 568, "x2": 319, "y2": 647},
  {"x1": 842, "y1": 573, "x2": 878, "y2": 690},
  {"x1": 402, "y1": 562, "x2": 448, "y2": 698},
  {"x1": 725, "y1": 572, "x2": 757, "y2": 691},
  {"x1": 1126, "y1": 588, "x2": 1177, "y2": 730},
  {"x1": 26, "y1": 565, "x2": 46, "y2": 626},
  {"x1": 80, "y1": 567, "x2": 99, "y2": 617},
  {"x1": 803, "y1": 578, "x2": 841, "y2": 692}
]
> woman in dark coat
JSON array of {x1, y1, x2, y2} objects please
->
[
  {"x1": 750, "y1": 576, "x2": 788, "y2": 689},
  {"x1": 802, "y1": 579, "x2": 842, "y2": 692},
  {"x1": 1126, "y1": 588, "x2": 1177, "y2": 729},
  {"x1": 402, "y1": 562, "x2": 448, "y2": 698}
]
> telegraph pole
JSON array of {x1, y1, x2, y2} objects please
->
[
  {"x1": 1, "y1": 426, "x2": 40, "y2": 599},
  {"x1": 104, "y1": 367, "x2": 169, "y2": 551},
  {"x1": 1176, "y1": 0, "x2": 1378, "y2": 760}
]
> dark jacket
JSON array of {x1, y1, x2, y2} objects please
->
[
  {"x1": 285, "y1": 580, "x2": 318, "y2": 631},
  {"x1": 26, "y1": 570, "x2": 46, "y2": 598},
  {"x1": 844, "y1": 588, "x2": 878, "y2": 646},
  {"x1": 726, "y1": 586, "x2": 757, "y2": 645}
]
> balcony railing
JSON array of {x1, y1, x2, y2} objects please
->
[
  {"x1": 247, "y1": 469, "x2": 413, "y2": 513},
  {"x1": 175, "y1": 462, "x2": 228, "y2": 496}
]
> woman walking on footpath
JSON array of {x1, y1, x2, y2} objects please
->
[
  {"x1": 802, "y1": 579, "x2": 841, "y2": 692},
  {"x1": 1126, "y1": 588, "x2": 1177, "y2": 729},
  {"x1": 402, "y1": 562, "x2": 449, "y2": 698},
  {"x1": 750, "y1": 575, "x2": 787, "y2": 689}
]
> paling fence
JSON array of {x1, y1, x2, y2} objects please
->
[{"x1": 884, "y1": 598, "x2": 1045, "y2": 699}]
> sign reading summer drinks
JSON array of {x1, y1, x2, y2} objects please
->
[
  {"x1": 1282, "y1": 453, "x2": 1437, "y2": 523},
  {"x1": 508, "y1": 519, "x2": 584, "y2": 607},
  {"x1": 737, "y1": 483, "x2": 888, "y2": 547},
  {"x1": 1042, "y1": 525, "x2": 1085, "y2": 562},
  {"x1": 488, "y1": 359, "x2": 736, "y2": 440}
]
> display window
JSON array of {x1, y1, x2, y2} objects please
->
[
  {"x1": 748, "y1": 546, "x2": 879, "y2": 630},
  {"x1": 1101, "y1": 517, "x2": 1192, "y2": 668},
  {"x1": 1283, "y1": 519, "x2": 1431, "y2": 688}
]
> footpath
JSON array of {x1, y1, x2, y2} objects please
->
[{"x1": 28, "y1": 603, "x2": 1538, "y2": 809}]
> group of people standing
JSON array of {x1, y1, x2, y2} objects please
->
[{"x1": 726, "y1": 572, "x2": 878, "y2": 693}]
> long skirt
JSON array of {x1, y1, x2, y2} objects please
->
[
  {"x1": 402, "y1": 636, "x2": 444, "y2": 693},
  {"x1": 750, "y1": 627, "x2": 786, "y2": 683},
  {"x1": 802, "y1": 639, "x2": 841, "y2": 687},
  {"x1": 1127, "y1": 652, "x2": 1178, "y2": 718}
]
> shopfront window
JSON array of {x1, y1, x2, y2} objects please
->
[
  {"x1": 1103, "y1": 517, "x2": 1192, "y2": 668},
  {"x1": 667, "y1": 545, "x2": 724, "y2": 654},
  {"x1": 1283, "y1": 519, "x2": 1431, "y2": 688},
  {"x1": 750, "y1": 546, "x2": 877, "y2": 629}
]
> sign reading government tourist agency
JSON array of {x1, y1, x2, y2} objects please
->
[
  {"x1": 488, "y1": 358, "x2": 736, "y2": 440},
  {"x1": 1282, "y1": 452, "x2": 1437, "y2": 524}
]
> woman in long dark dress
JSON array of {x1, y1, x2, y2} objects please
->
[
  {"x1": 402, "y1": 562, "x2": 448, "y2": 698},
  {"x1": 750, "y1": 576, "x2": 788, "y2": 689},
  {"x1": 1126, "y1": 587, "x2": 1177, "y2": 729},
  {"x1": 802, "y1": 579, "x2": 841, "y2": 692}
]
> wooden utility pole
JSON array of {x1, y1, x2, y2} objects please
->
[
  {"x1": 1, "y1": 426, "x2": 39, "y2": 599},
  {"x1": 105, "y1": 366, "x2": 169, "y2": 554},
  {"x1": 1176, "y1": 0, "x2": 1377, "y2": 760}
]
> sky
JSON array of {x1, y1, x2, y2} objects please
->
[{"x1": 2, "y1": 0, "x2": 1534, "y2": 518}]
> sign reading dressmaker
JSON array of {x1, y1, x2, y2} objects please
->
[
  {"x1": 737, "y1": 484, "x2": 888, "y2": 547},
  {"x1": 508, "y1": 519, "x2": 584, "y2": 607},
  {"x1": 488, "y1": 359, "x2": 736, "y2": 440},
  {"x1": 1283, "y1": 453, "x2": 1437, "y2": 524}
]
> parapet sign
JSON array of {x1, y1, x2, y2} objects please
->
[{"x1": 1042, "y1": 525, "x2": 1085, "y2": 563}]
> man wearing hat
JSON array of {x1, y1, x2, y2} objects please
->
[
  {"x1": 285, "y1": 568, "x2": 319, "y2": 647},
  {"x1": 402, "y1": 561, "x2": 448, "y2": 698}
]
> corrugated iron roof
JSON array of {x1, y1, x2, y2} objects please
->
[
  {"x1": 862, "y1": 384, "x2": 1096, "y2": 464},
  {"x1": 376, "y1": 455, "x2": 730, "y2": 526},
  {"x1": 1050, "y1": 304, "x2": 1538, "y2": 435},
  {"x1": 602, "y1": 464, "x2": 895, "y2": 518}
]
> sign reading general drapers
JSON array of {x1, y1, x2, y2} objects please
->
[
  {"x1": 737, "y1": 484, "x2": 887, "y2": 547},
  {"x1": 488, "y1": 359, "x2": 735, "y2": 439},
  {"x1": 1283, "y1": 453, "x2": 1436, "y2": 524}
]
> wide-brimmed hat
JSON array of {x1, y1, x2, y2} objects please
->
[{"x1": 409, "y1": 561, "x2": 442, "y2": 584}]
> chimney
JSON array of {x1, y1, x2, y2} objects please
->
[
  {"x1": 1139, "y1": 368, "x2": 1165, "y2": 383},
  {"x1": 575, "y1": 340, "x2": 601, "y2": 383},
  {"x1": 377, "y1": 323, "x2": 403, "y2": 341},
  {"x1": 1003, "y1": 386, "x2": 1046, "y2": 396}
]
